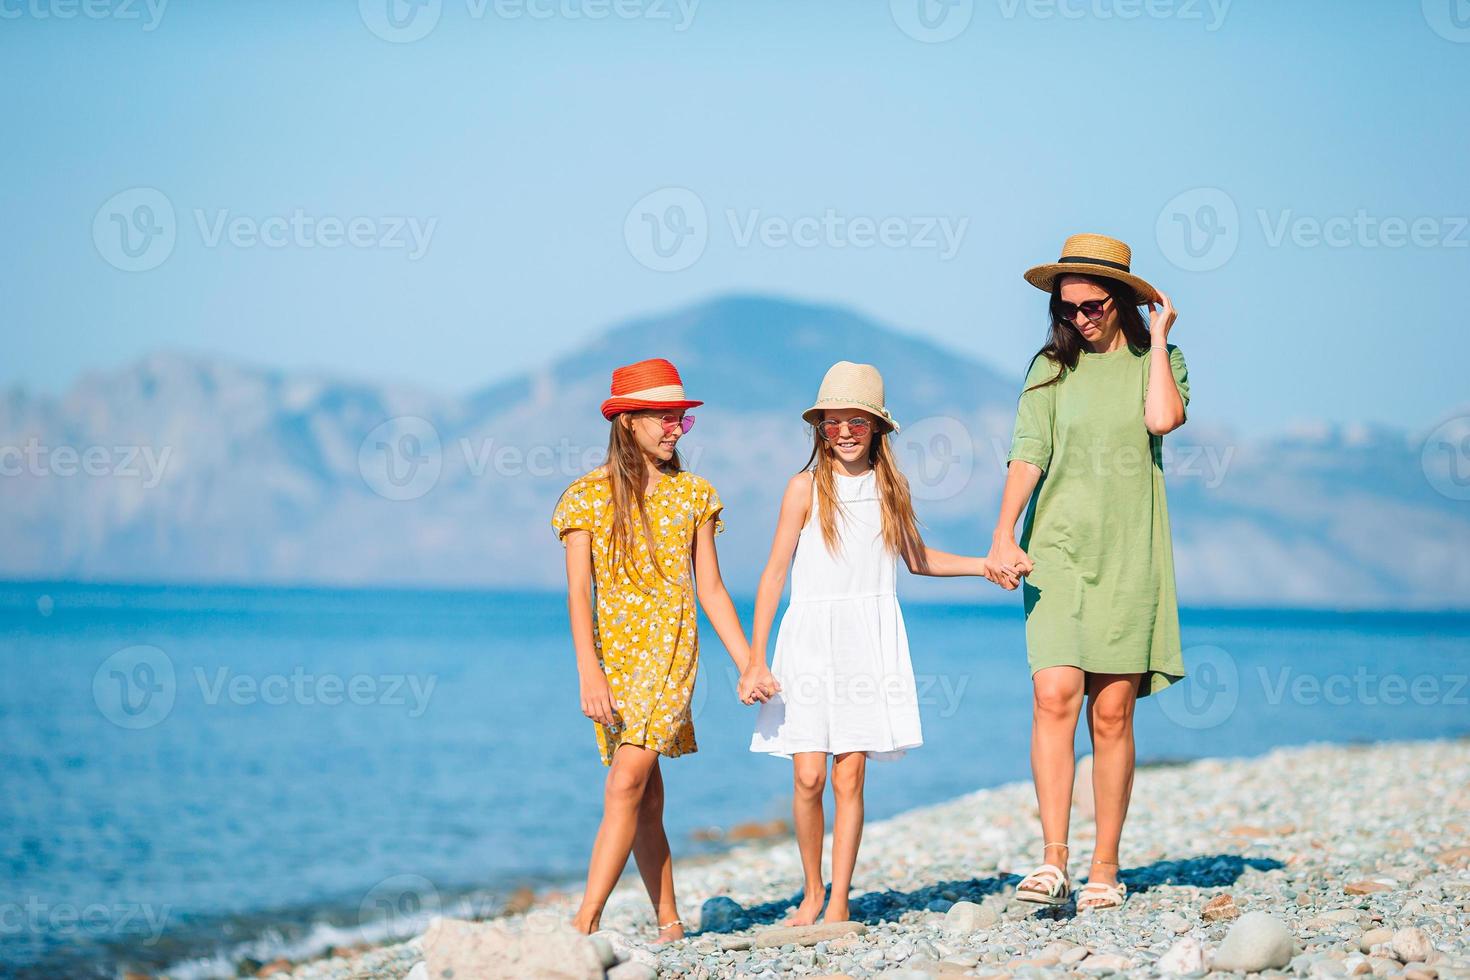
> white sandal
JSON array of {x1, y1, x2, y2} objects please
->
[
  {"x1": 1078, "y1": 862, "x2": 1127, "y2": 912},
  {"x1": 1015, "y1": 842, "x2": 1072, "y2": 906}
]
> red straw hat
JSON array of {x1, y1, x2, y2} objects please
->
[{"x1": 600, "y1": 358, "x2": 704, "y2": 420}]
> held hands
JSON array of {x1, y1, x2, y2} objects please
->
[
  {"x1": 579, "y1": 671, "x2": 619, "y2": 727},
  {"x1": 738, "y1": 657, "x2": 780, "y2": 705},
  {"x1": 1147, "y1": 291, "x2": 1177, "y2": 344},
  {"x1": 982, "y1": 537, "x2": 1034, "y2": 591}
]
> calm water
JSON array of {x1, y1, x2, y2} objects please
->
[{"x1": 2, "y1": 582, "x2": 1467, "y2": 978}]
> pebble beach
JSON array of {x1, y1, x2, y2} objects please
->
[{"x1": 250, "y1": 738, "x2": 1470, "y2": 980}]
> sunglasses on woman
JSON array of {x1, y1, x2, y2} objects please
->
[
  {"x1": 818, "y1": 417, "x2": 873, "y2": 440},
  {"x1": 644, "y1": 412, "x2": 695, "y2": 434},
  {"x1": 1052, "y1": 297, "x2": 1112, "y2": 324}
]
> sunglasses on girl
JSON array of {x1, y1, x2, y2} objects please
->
[
  {"x1": 1052, "y1": 297, "x2": 1112, "y2": 324},
  {"x1": 818, "y1": 417, "x2": 873, "y2": 440},
  {"x1": 643, "y1": 412, "x2": 695, "y2": 434}
]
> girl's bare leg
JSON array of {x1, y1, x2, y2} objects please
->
[
  {"x1": 786, "y1": 752, "x2": 828, "y2": 925},
  {"x1": 824, "y1": 751, "x2": 867, "y2": 923},
  {"x1": 1083, "y1": 672, "x2": 1142, "y2": 900},
  {"x1": 572, "y1": 743, "x2": 660, "y2": 933},
  {"x1": 630, "y1": 760, "x2": 684, "y2": 941},
  {"x1": 1024, "y1": 666, "x2": 1085, "y2": 892}
]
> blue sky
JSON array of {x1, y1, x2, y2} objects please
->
[{"x1": 2, "y1": 0, "x2": 1467, "y2": 435}]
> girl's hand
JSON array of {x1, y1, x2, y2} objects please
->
[
  {"x1": 983, "y1": 538, "x2": 1034, "y2": 591},
  {"x1": 1147, "y1": 291, "x2": 1177, "y2": 344},
  {"x1": 579, "y1": 672, "x2": 618, "y2": 727},
  {"x1": 738, "y1": 662, "x2": 780, "y2": 705}
]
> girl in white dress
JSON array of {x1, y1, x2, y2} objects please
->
[{"x1": 749, "y1": 361, "x2": 993, "y2": 925}]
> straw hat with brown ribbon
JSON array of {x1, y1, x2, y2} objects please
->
[
  {"x1": 801, "y1": 361, "x2": 900, "y2": 433},
  {"x1": 1023, "y1": 233, "x2": 1162, "y2": 305}
]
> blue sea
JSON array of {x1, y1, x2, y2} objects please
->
[{"x1": 2, "y1": 582, "x2": 1467, "y2": 978}]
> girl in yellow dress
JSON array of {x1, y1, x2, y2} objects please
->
[{"x1": 552, "y1": 357, "x2": 778, "y2": 942}]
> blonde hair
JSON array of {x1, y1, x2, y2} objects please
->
[
  {"x1": 602, "y1": 413, "x2": 681, "y2": 587},
  {"x1": 802, "y1": 426, "x2": 924, "y2": 565}
]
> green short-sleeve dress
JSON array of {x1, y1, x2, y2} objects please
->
[{"x1": 1006, "y1": 344, "x2": 1190, "y2": 695}]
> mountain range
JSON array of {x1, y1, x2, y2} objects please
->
[{"x1": 4, "y1": 295, "x2": 1466, "y2": 609}]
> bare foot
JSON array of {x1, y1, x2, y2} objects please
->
[
  {"x1": 571, "y1": 912, "x2": 599, "y2": 935},
  {"x1": 784, "y1": 892, "x2": 826, "y2": 926},
  {"x1": 653, "y1": 919, "x2": 685, "y2": 944},
  {"x1": 820, "y1": 901, "x2": 850, "y2": 924}
]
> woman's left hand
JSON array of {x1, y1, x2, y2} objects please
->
[
  {"x1": 1147, "y1": 291, "x2": 1177, "y2": 343},
  {"x1": 738, "y1": 663, "x2": 780, "y2": 705}
]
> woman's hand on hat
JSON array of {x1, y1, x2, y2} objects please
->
[{"x1": 1146, "y1": 291, "x2": 1177, "y2": 343}]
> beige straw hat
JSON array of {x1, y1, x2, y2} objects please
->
[
  {"x1": 1023, "y1": 233, "x2": 1162, "y2": 305},
  {"x1": 801, "y1": 361, "x2": 899, "y2": 433}
]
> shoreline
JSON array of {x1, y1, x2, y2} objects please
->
[{"x1": 192, "y1": 736, "x2": 1469, "y2": 979}]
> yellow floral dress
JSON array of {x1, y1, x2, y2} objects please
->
[{"x1": 551, "y1": 468, "x2": 725, "y2": 766}]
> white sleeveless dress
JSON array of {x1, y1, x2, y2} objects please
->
[{"x1": 750, "y1": 470, "x2": 923, "y2": 760}]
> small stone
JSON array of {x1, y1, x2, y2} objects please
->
[
  {"x1": 1212, "y1": 911, "x2": 1296, "y2": 973},
  {"x1": 606, "y1": 964, "x2": 657, "y2": 980},
  {"x1": 1202, "y1": 894, "x2": 1241, "y2": 922},
  {"x1": 1435, "y1": 846, "x2": 1470, "y2": 866},
  {"x1": 1079, "y1": 952, "x2": 1133, "y2": 973},
  {"x1": 1229, "y1": 825, "x2": 1272, "y2": 838},
  {"x1": 1060, "y1": 946, "x2": 1091, "y2": 966},
  {"x1": 943, "y1": 901, "x2": 998, "y2": 933},
  {"x1": 1161, "y1": 911, "x2": 1192, "y2": 934},
  {"x1": 1158, "y1": 937, "x2": 1207, "y2": 976},
  {"x1": 405, "y1": 965, "x2": 428, "y2": 980},
  {"x1": 590, "y1": 935, "x2": 617, "y2": 969},
  {"x1": 1360, "y1": 928, "x2": 1393, "y2": 953},
  {"x1": 1345, "y1": 880, "x2": 1393, "y2": 896},
  {"x1": 698, "y1": 896, "x2": 746, "y2": 933},
  {"x1": 1319, "y1": 909, "x2": 1361, "y2": 924},
  {"x1": 1342, "y1": 953, "x2": 1371, "y2": 976},
  {"x1": 1391, "y1": 928, "x2": 1432, "y2": 963}
]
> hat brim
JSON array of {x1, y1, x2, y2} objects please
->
[
  {"x1": 802, "y1": 403, "x2": 900, "y2": 433},
  {"x1": 1024, "y1": 263, "x2": 1162, "y2": 306},
  {"x1": 601, "y1": 397, "x2": 703, "y2": 420}
]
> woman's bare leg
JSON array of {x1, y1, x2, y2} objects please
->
[
  {"x1": 1023, "y1": 666, "x2": 1085, "y2": 894},
  {"x1": 630, "y1": 759, "x2": 683, "y2": 941},
  {"x1": 572, "y1": 744, "x2": 660, "y2": 933},
  {"x1": 786, "y1": 752, "x2": 828, "y2": 925},
  {"x1": 824, "y1": 751, "x2": 867, "y2": 923},
  {"x1": 1083, "y1": 672, "x2": 1142, "y2": 901}
]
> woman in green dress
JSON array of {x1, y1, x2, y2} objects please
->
[{"x1": 982, "y1": 234, "x2": 1190, "y2": 912}]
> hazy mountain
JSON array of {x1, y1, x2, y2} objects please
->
[{"x1": 3, "y1": 295, "x2": 1466, "y2": 609}]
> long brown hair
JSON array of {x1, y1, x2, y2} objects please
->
[
  {"x1": 1026, "y1": 273, "x2": 1151, "y2": 391},
  {"x1": 802, "y1": 424, "x2": 924, "y2": 566},
  {"x1": 603, "y1": 413, "x2": 682, "y2": 586}
]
